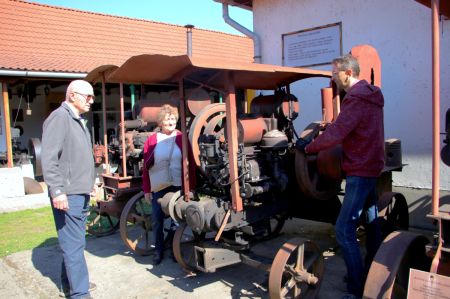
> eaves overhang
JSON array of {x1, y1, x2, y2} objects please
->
[{"x1": 213, "y1": 0, "x2": 253, "y2": 11}]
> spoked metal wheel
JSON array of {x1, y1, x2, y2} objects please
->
[
  {"x1": 173, "y1": 223, "x2": 204, "y2": 272},
  {"x1": 86, "y1": 201, "x2": 120, "y2": 237},
  {"x1": 120, "y1": 192, "x2": 152, "y2": 255},
  {"x1": 377, "y1": 192, "x2": 409, "y2": 237},
  {"x1": 269, "y1": 238, "x2": 324, "y2": 299},
  {"x1": 363, "y1": 231, "x2": 430, "y2": 299},
  {"x1": 120, "y1": 192, "x2": 173, "y2": 256}
]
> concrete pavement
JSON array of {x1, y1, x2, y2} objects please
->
[
  {"x1": 0, "y1": 219, "x2": 350, "y2": 299},
  {"x1": 0, "y1": 185, "x2": 445, "y2": 298}
]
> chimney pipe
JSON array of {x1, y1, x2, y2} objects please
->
[{"x1": 185, "y1": 24, "x2": 194, "y2": 57}]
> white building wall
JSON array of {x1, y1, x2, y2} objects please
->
[{"x1": 252, "y1": 0, "x2": 450, "y2": 190}]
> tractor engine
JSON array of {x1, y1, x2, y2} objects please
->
[
  {"x1": 197, "y1": 118, "x2": 289, "y2": 199},
  {"x1": 108, "y1": 119, "x2": 154, "y2": 176},
  {"x1": 160, "y1": 91, "x2": 301, "y2": 237}
]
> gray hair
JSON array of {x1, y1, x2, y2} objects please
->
[{"x1": 332, "y1": 54, "x2": 360, "y2": 77}]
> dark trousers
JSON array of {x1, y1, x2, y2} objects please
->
[
  {"x1": 51, "y1": 194, "x2": 90, "y2": 299},
  {"x1": 152, "y1": 186, "x2": 180, "y2": 254}
]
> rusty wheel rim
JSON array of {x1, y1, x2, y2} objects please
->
[
  {"x1": 120, "y1": 191, "x2": 153, "y2": 255},
  {"x1": 204, "y1": 113, "x2": 226, "y2": 136},
  {"x1": 173, "y1": 223, "x2": 201, "y2": 272},
  {"x1": 86, "y1": 202, "x2": 119, "y2": 237},
  {"x1": 269, "y1": 238, "x2": 324, "y2": 299},
  {"x1": 363, "y1": 231, "x2": 430, "y2": 299},
  {"x1": 119, "y1": 192, "x2": 173, "y2": 256},
  {"x1": 188, "y1": 103, "x2": 226, "y2": 170}
]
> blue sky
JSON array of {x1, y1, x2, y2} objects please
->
[{"x1": 32, "y1": 0, "x2": 253, "y2": 35}]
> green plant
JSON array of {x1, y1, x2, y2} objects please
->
[{"x1": 0, "y1": 207, "x2": 58, "y2": 257}]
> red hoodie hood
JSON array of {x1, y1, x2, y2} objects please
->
[{"x1": 345, "y1": 80, "x2": 384, "y2": 108}]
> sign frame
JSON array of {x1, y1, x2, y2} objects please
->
[{"x1": 282, "y1": 22, "x2": 343, "y2": 68}]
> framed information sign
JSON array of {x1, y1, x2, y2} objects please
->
[
  {"x1": 408, "y1": 268, "x2": 450, "y2": 298},
  {"x1": 282, "y1": 22, "x2": 342, "y2": 67}
]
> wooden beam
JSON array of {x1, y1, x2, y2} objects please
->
[{"x1": 2, "y1": 82, "x2": 13, "y2": 167}]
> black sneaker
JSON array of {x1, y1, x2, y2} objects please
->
[
  {"x1": 153, "y1": 251, "x2": 164, "y2": 265},
  {"x1": 59, "y1": 282, "x2": 97, "y2": 298}
]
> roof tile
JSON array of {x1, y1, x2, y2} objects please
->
[{"x1": 0, "y1": 0, "x2": 254, "y2": 73}]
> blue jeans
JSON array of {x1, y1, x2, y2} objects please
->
[
  {"x1": 152, "y1": 186, "x2": 180, "y2": 254},
  {"x1": 335, "y1": 176, "x2": 381, "y2": 297},
  {"x1": 51, "y1": 194, "x2": 90, "y2": 299}
]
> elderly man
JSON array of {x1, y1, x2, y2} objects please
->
[{"x1": 42, "y1": 80, "x2": 96, "y2": 299}]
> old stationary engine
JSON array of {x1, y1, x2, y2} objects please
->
[{"x1": 158, "y1": 90, "x2": 327, "y2": 239}]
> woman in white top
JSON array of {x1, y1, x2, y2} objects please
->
[{"x1": 142, "y1": 104, "x2": 195, "y2": 265}]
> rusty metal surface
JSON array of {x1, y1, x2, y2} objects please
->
[
  {"x1": 224, "y1": 72, "x2": 242, "y2": 212},
  {"x1": 295, "y1": 123, "x2": 342, "y2": 200},
  {"x1": 173, "y1": 223, "x2": 198, "y2": 272},
  {"x1": 188, "y1": 103, "x2": 226, "y2": 169},
  {"x1": 316, "y1": 145, "x2": 343, "y2": 180},
  {"x1": 350, "y1": 45, "x2": 381, "y2": 87},
  {"x1": 321, "y1": 87, "x2": 333, "y2": 123},
  {"x1": 100, "y1": 54, "x2": 331, "y2": 89},
  {"x1": 138, "y1": 105, "x2": 168, "y2": 124},
  {"x1": 377, "y1": 192, "x2": 409, "y2": 236},
  {"x1": 186, "y1": 88, "x2": 212, "y2": 116},
  {"x1": 363, "y1": 231, "x2": 430, "y2": 299},
  {"x1": 22, "y1": 177, "x2": 43, "y2": 195},
  {"x1": 119, "y1": 191, "x2": 153, "y2": 256},
  {"x1": 268, "y1": 237, "x2": 323, "y2": 299},
  {"x1": 250, "y1": 94, "x2": 300, "y2": 119},
  {"x1": 238, "y1": 117, "x2": 268, "y2": 144}
]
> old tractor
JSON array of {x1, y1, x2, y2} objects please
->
[{"x1": 86, "y1": 45, "x2": 407, "y2": 297}]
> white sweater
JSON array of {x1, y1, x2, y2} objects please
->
[{"x1": 148, "y1": 131, "x2": 182, "y2": 191}]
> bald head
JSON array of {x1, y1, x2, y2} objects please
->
[
  {"x1": 66, "y1": 80, "x2": 94, "y2": 101},
  {"x1": 65, "y1": 80, "x2": 95, "y2": 115}
]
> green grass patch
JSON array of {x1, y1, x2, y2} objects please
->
[{"x1": 0, "y1": 207, "x2": 58, "y2": 257}]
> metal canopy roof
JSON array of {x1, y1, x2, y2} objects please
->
[
  {"x1": 87, "y1": 54, "x2": 331, "y2": 90},
  {"x1": 415, "y1": 0, "x2": 450, "y2": 18}
]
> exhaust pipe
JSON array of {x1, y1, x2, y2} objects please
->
[{"x1": 185, "y1": 24, "x2": 194, "y2": 57}]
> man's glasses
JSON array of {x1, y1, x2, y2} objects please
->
[{"x1": 73, "y1": 92, "x2": 95, "y2": 101}]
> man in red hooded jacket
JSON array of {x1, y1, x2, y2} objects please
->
[{"x1": 303, "y1": 54, "x2": 384, "y2": 299}]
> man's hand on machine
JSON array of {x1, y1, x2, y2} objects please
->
[{"x1": 296, "y1": 137, "x2": 312, "y2": 152}]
